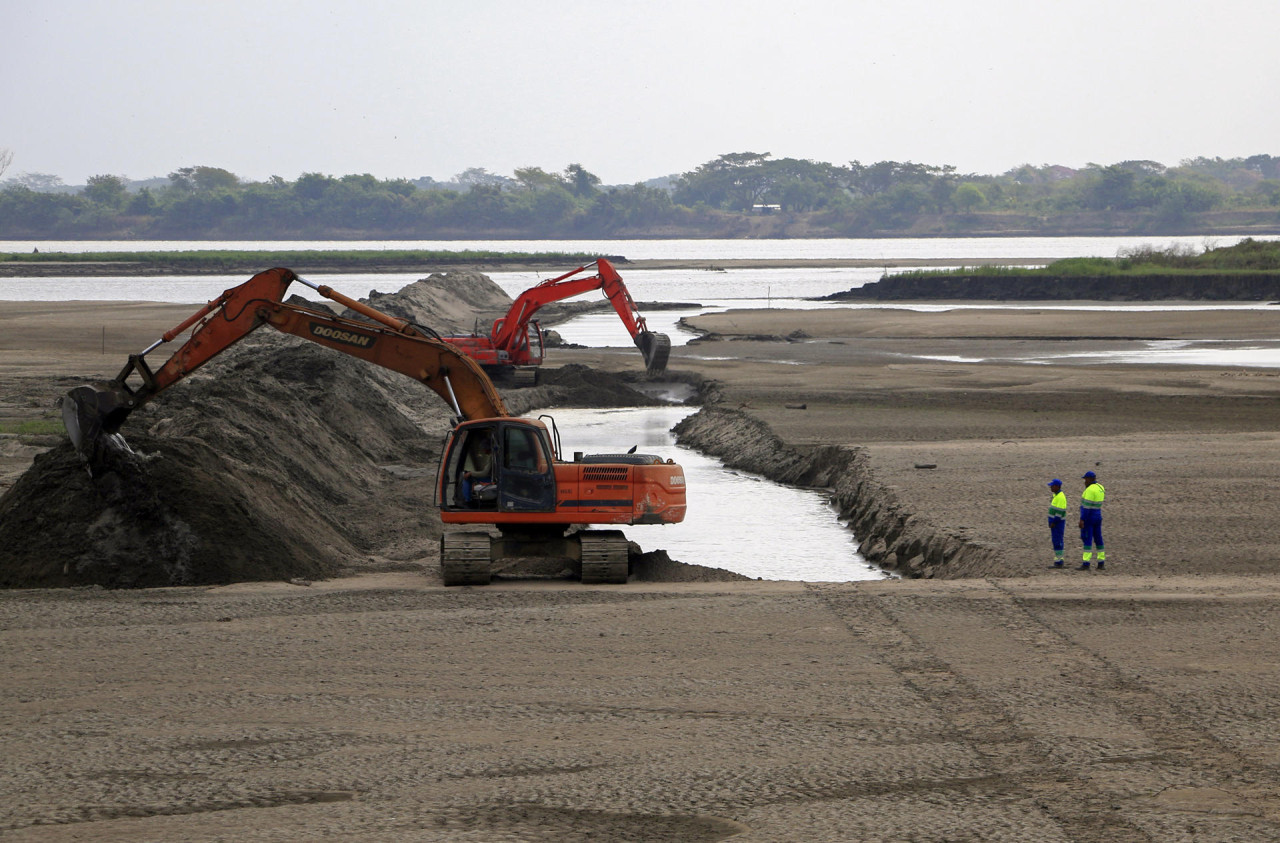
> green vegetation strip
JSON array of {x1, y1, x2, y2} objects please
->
[
  {"x1": 0, "y1": 249, "x2": 610, "y2": 267},
  {"x1": 891, "y1": 239, "x2": 1280, "y2": 280},
  {"x1": 0, "y1": 419, "x2": 65, "y2": 436}
]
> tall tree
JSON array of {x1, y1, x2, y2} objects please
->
[
  {"x1": 673, "y1": 152, "x2": 773, "y2": 210},
  {"x1": 563, "y1": 164, "x2": 600, "y2": 197},
  {"x1": 83, "y1": 174, "x2": 128, "y2": 208},
  {"x1": 513, "y1": 166, "x2": 561, "y2": 192},
  {"x1": 953, "y1": 182, "x2": 986, "y2": 213},
  {"x1": 168, "y1": 166, "x2": 239, "y2": 193},
  {"x1": 454, "y1": 167, "x2": 513, "y2": 191},
  {"x1": 7, "y1": 172, "x2": 65, "y2": 192}
]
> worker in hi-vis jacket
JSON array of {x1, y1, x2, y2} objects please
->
[
  {"x1": 1079, "y1": 470, "x2": 1106, "y2": 570},
  {"x1": 1047, "y1": 479, "x2": 1067, "y2": 567}
]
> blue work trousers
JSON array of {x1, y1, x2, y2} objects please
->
[
  {"x1": 1080, "y1": 512, "x2": 1104, "y2": 552},
  {"x1": 1049, "y1": 518, "x2": 1065, "y2": 553}
]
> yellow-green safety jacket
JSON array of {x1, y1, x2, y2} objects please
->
[
  {"x1": 1080, "y1": 483, "x2": 1105, "y2": 520},
  {"x1": 1048, "y1": 491, "x2": 1067, "y2": 522}
]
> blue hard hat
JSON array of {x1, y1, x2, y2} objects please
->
[
  {"x1": 1082, "y1": 470, "x2": 1096, "y2": 479},
  {"x1": 1047, "y1": 479, "x2": 1062, "y2": 486}
]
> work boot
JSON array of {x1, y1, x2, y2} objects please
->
[
  {"x1": 1052, "y1": 561, "x2": 1064, "y2": 568},
  {"x1": 1078, "y1": 563, "x2": 1091, "y2": 570},
  {"x1": 1096, "y1": 561, "x2": 1105, "y2": 571}
]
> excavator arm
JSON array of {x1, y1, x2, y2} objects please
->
[
  {"x1": 62, "y1": 267, "x2": 508, "y2": 461},
  {"x1": 489, "y1": 258, "x2": 670, "y2": 375}
]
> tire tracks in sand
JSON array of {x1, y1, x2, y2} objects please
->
[{"x1": 806, "y1": 580, "x2": 1280, "y2": 841}]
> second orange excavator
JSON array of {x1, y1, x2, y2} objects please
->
[
  {"x1": 60, "y1": 268, "x2": 687, "y2": 586},
  {"x1": 442, "y1": 258, "x2": 671, "y2": 385}
]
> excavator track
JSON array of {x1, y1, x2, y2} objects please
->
[
  {"x1": 440, "y1": 532, "x2": 492, "y2": 586},
  {"x1": 578, "y1": 530, "x2": 630, "y2": 584},
  {"x1": 511, "y1": 367, "x2": 538, "y2": 387}
]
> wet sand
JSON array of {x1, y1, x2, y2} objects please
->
[{"x1": 4, "y1": 299, "x2": 1280, "y2": 839}]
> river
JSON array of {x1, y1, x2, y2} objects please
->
[{"x1": 3, "y1": 234, "x2": 1268, "y2": 261}]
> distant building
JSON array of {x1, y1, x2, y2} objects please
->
[{"x1": 751, "y1": 203, "x2": 782, "y2": 214}]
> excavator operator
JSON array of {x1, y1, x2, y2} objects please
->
[{"x1": 461, "y1": 431, "x2": 497, "y2": 507}]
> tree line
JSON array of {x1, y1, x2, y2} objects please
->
[{"x1": 1, "y1": 154, "x2": 1278, "y2": 240}]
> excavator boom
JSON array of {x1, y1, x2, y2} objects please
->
[{"x1": 62, "y1": 268, "x2": 507, "y2": 458}]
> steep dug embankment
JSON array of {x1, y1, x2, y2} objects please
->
[{"x1": 673, "y1": 406, "x2": 1015, "y2": 578}]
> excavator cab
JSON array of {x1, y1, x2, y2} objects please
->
[
  {"x1": 439, "y1": 419, "x2": 557, "y2": 513},
  {"x1": 517, "y1": 320, "x2": 545, "y2": 367}
]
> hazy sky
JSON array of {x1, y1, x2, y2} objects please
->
[{"x1": 5, "y1": 0, "x2": 1278, "y2": 185}]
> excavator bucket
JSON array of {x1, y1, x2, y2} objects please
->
[
  {"x1": 60, "y1": 382, "x2": 137, "y2": 462},
  {"x1": 637, "y1": 331, "x2": 671, "y2": 376}
]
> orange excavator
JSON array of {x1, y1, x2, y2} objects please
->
[
  {"x1": 442, "y1": 258, "x2": 670, "y2": 385},
  {"x1": 60, "y1": 268, "x2": 686, "y2": 586}
]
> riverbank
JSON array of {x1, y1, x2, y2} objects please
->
[{"x1": 4, "y1": 300, "x2": 1280, "y2": 839}]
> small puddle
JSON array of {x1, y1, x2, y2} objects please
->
[
  {"x1": 545, "y1": 406, "x2": 887, "y2": 582},
  {"x1": 908, "y1": 339, "x2": 1280, "y2": 368}
]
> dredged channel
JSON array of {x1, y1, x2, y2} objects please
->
[{"x1": 544, "y1": 405, "x2": 887, "y2": 582}]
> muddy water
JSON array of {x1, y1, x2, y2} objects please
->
[{"x1": 543, "y1": 405, "x2": 887, "y2": 582}]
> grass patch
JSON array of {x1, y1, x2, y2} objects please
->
[
  {"x1": 0, "y1": 419, "x2": 65, "y2": 436},
  {"x1": 889, "y1": 238, "x2": 1280, "y2": 281}
]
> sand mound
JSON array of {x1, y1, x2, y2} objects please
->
[
  {"x1": 0, "y1": 272, "x2": 696, "y2": 589},
  {"x1": 0, "y1": 335, "x2": 452, "y2": 588},
  {"x1": 356, "y1": 269, "x2": 513, "y2": 333}
]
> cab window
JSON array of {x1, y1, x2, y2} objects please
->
[{"x1": 503, "y1": 426, "x2": 548, "y2": 473}]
